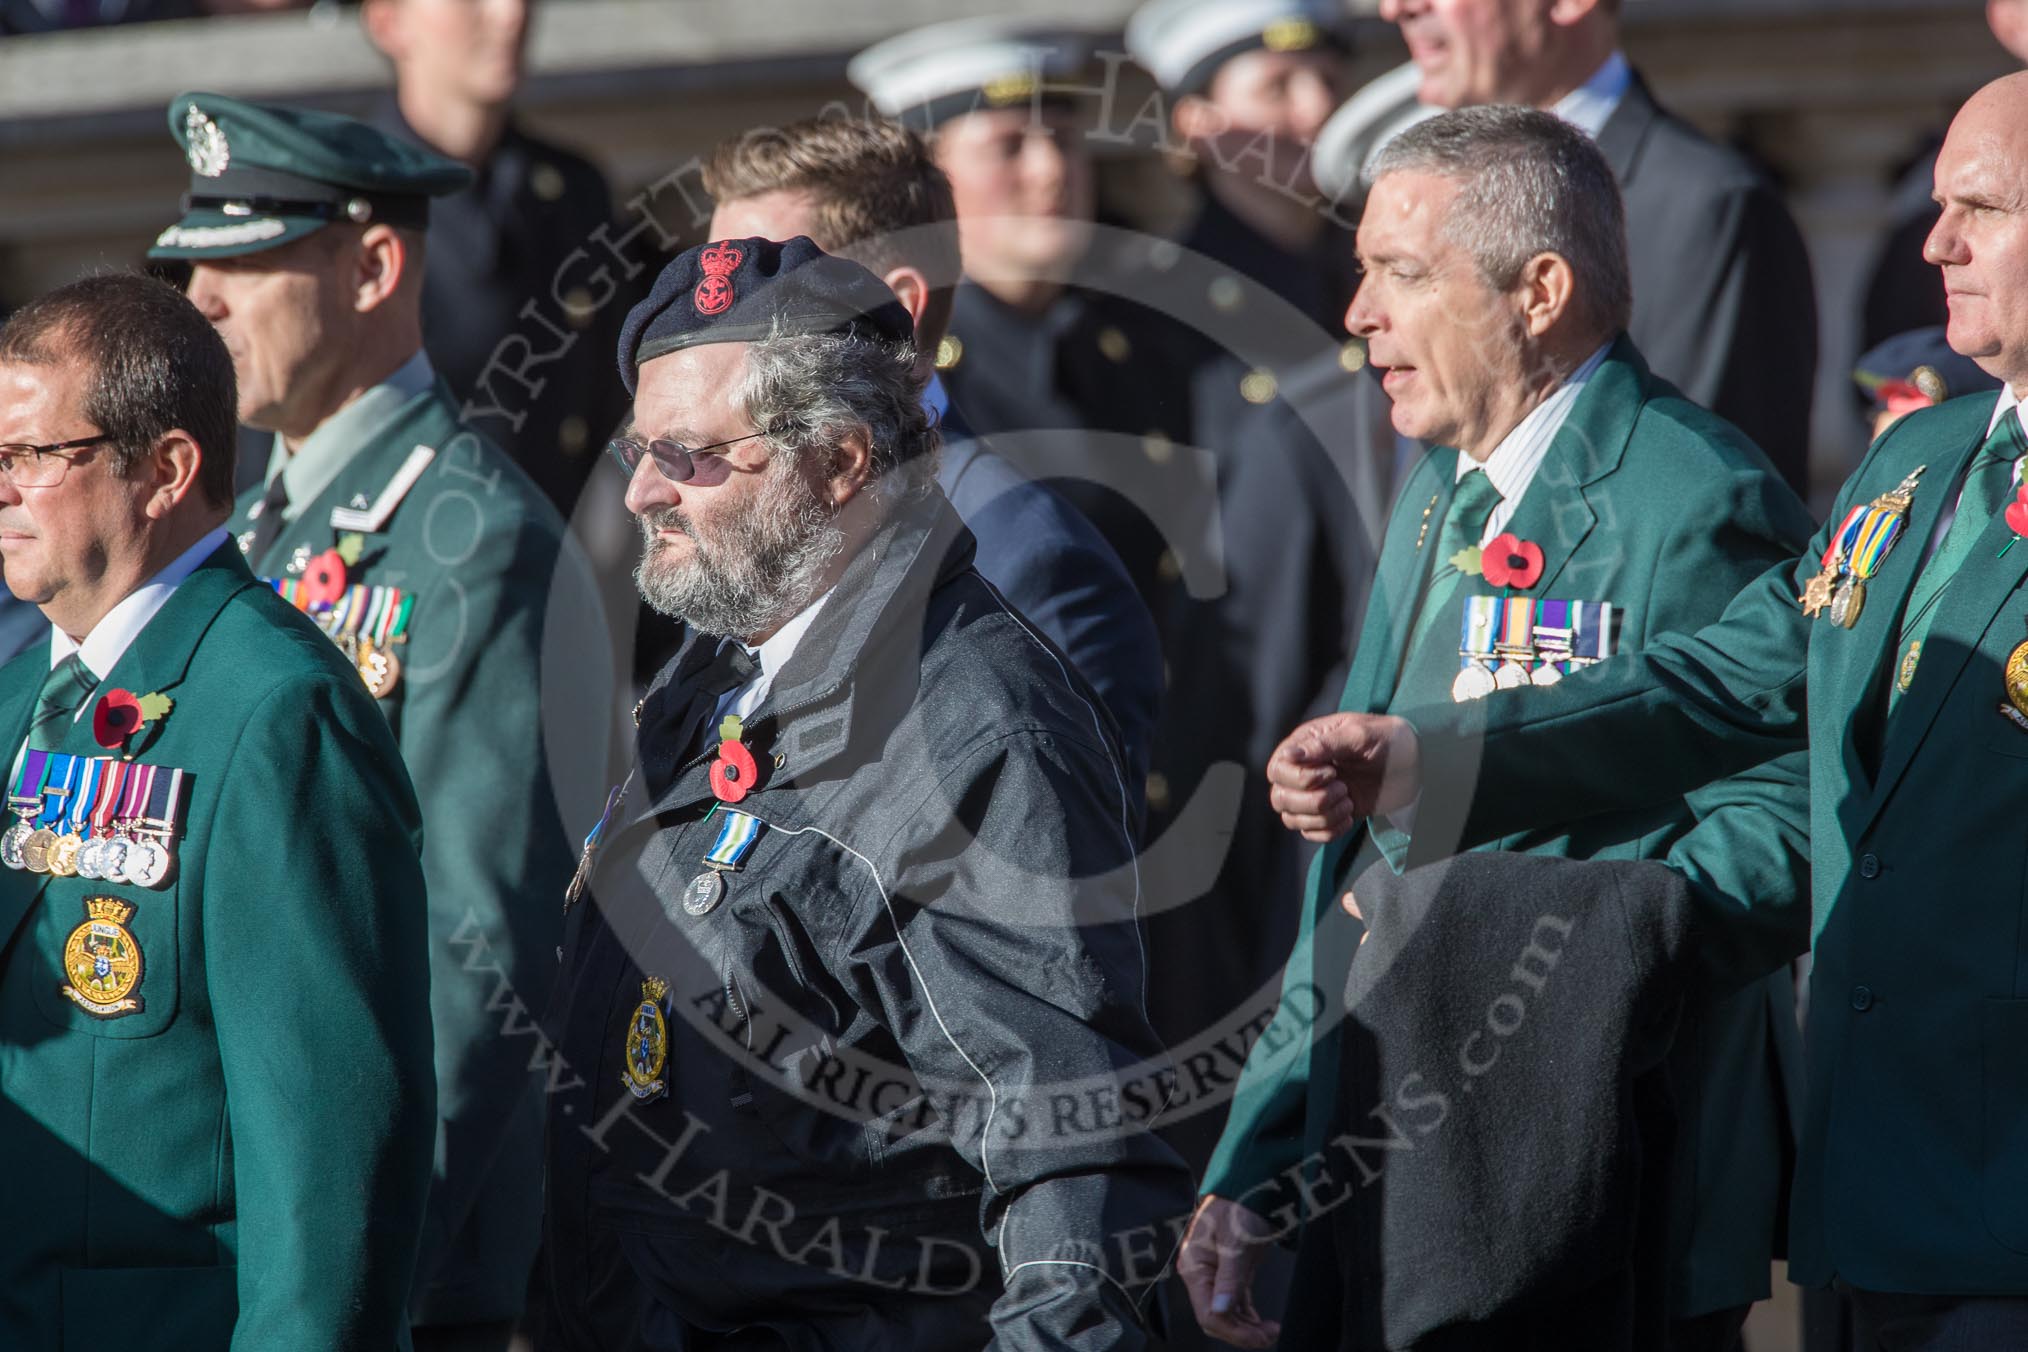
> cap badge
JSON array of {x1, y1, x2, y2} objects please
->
[
  {"x1": 184, "y1": 105, "x2": 230, "y2": 179},
  {"x1": 693, "y1": 241, "x2": 745, "y2": 317},
  {"x1": 1263, "y1": 17, "x2": 1322, "y2": 52},
  {"x1": 982, "y1": 71, "x2": 1041, "y2": 105}
]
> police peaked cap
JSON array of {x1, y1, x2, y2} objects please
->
[{"x1": 617, "y1": 236, "x2": 915, "y2": 395}]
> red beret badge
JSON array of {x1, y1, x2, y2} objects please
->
[{"x1": 693, "y1": 241, "x2": 744, "y2": 317}]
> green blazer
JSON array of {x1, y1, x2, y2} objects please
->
[
  {"x1": 1204, "y1": 339, "x2": 1817, "y2": 1316},
  {"x1": 226, "y1": 380, "x2": 595, "y2": 1323},
  {"x1": 0, "y1": 542, "x2": 433, "y2": 1350},
  {"x1": 1410, "y1": 388, "x2": 2028, "y2": 1293}
]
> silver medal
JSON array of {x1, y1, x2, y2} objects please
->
[
  {"x1": 76, "y1": 836, "x2": 105, "y2": 880},
  {"x1": 1, "y1": 821, "x2": 28, "y2": 870},
  {"x1": 100, "y1": 838, "x2": 131, "y2": 884},
  {"x1": 1529, "y1": 663, "x2": 1564, "y2": 687},
  {"x1": 1451, "y1": 663, "x2": 1497, "y2": 702},
  {"x1": 1493, "y1": 661, "x2": 1531, "y2": 690},
  {"x1": 126, "y1": 839, "x2": 170, "y2": 889},
  {"x1": 681, "y1": 870, "x2": 727, "y2": 917}
]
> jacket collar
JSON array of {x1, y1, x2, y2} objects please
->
[{"x1": 1592, "y1": 68, "x2": 1661, "y2": 188}]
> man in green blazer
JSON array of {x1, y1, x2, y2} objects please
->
[
  {"x1": 1273, "y1": 76, "x2": 2028, "y2": 1348},
  {"x1": 0, "y1": 273, "x2": 432, "y2": 1347},
  {"x1": 1183, "y1": 107, "x2": 1814, "y2": 1350},
  {"x1": 151, "y1": 93, "x2": 604, "y2": 1349}
]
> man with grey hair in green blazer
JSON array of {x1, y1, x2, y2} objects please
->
[{"x1": 1184, "y1": 106, "x2": 1815, "y2": 1351}]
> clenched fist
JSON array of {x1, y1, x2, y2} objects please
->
[{"x1": 1265, "y1": 713, "x2": 1423, "y2": 841}]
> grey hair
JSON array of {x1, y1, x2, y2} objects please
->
[
  {"x1": 1365, "y1": 105, "x2": 1632, "y2": 338},
  {"x1": 735, "y1": 325, "x2": 941, "y2": 504}
]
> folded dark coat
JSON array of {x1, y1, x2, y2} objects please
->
[{"x1": 1285, "y1": 851, "x2": 1703, "y2": 1352}]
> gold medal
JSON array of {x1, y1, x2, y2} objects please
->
[
  {"x1": 1799, "y1": 569, "x2": 1836, "y2": 618},
  {"x1": 358, "y1": 642, "x2": 402, "y2": 700},
  {"x1": 49, "y1": 832, "x2": 82, "y2": 877},
  {"x1": 22, "y1": 827, "x2": 56, "y2": 874}
]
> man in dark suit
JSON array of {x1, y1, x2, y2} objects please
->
[
  {"x1": 364, "y1": 0, "x2": 632, "y2": 516},
  {"x1": 701, "y1": 114, "x2": 1162, "y2": 804},
  {"x1": 1280, "y1": 73, "x2": 2028, "y2": 1352},
  {"x1": 1378, "y1": 0, "x2": 1818, "y2": 494}
]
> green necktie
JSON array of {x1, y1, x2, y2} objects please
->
[
  {"x1": 1889, "y1": 413, "x2": 2028, "y2": 710},
  {"x1": 1404, "y1": 466, "x2": 1505, "y2": 659},
  {"x1": 28, "y1": 652, "x2": 100, "y2": 752}
]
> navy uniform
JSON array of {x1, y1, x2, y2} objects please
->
[
  {"x1": 1124, "y1": 0, "x2": 1359, "y2": 342},
  {"x1": 374, "y1": 99, "x2": 633, "y2": 516},
  {"x1": 150, "y1": 93, "x2": 607, "y2": 1342},
  {"x1": 543, "y1": 235, "x2": 1194, "y2": 1350}
]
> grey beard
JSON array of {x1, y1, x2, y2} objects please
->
[{"x1": 633, "y1": 467, "x2": 845, "y2": 640}]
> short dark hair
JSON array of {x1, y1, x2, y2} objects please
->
[
  {"x1": 704, "y1": 116, "x2": 962, "y2": 349},
  {"x1": 0, "y1": 272, "x2": 239, "y2": 508}
]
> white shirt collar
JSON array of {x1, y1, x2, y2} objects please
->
[
  {"x1": 1551, "y1": 50, "x2": 1632, "y2": 141},
  {"x1": 1455, "y1": 342, "x2": 1612, "y2": 541},
  {"x1": 714, "y1": 588, "x2": 834, "y2": 726},
  {"x1": 1985, "y1": 383, "x2": 2027, "y2": 440},
  {"x1": 50, "y1": 526, "x2": 232, "y2": 680}
]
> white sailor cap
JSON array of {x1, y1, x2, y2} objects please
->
[
  {"x1": 1125, "y1": 0, "x2": 1352, "y2": 97},
  {"x1": 1309, "y1": 61, "x2": 1441, "y2": 205},
  {"x1": 848, "y1": 19, "x2": 1093, "y2": 130}
]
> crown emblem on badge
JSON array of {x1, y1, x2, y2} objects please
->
[
  {"x1": 692, "y1": 242, "x2": 745, "y2": 317},
  {"x1": 184, "y1": 104, "x2": 230, "y2": 179}
]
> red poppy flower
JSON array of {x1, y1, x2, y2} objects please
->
[
  {"x1": 2007, "y1": 498, "x2": 2028, "y2": 542},
  {"x1": 1480, "y1": 533, "x2": 1545, "y2": 589},
  {"x1": 93, "y1": 689, "x2": 143, "y2": 748},
  {"x1": 709, "y1": 739, "x2": 759, "y2": 804},
  {"x1": 300, "y1": 548, "x2": 349, "y2": 609}
]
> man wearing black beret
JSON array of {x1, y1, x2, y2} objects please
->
[{"x1": 540, "y1": 234, "x2": 1194, "y2": 1350}]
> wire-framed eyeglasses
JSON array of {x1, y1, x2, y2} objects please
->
[{"x1": 0, "y1": 434, "x2": 114, "y2": 487}]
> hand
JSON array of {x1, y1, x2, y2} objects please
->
[
  {"x1": 1266, "y1": 713, "x2": 1423, "y2": 841},
  {"x1": 1178, "y1": 1195, "x2": 1282, "y2": 1348}
]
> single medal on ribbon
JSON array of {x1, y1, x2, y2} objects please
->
[
  {"x1": 49, "y1": 757, "x2": 100, "y2": 877},
  {"x1": 23, "y1": 755, "x2": 80, "y2": 875},
  {"x1": 564, "y1": 779, "x2": 630, "y2": 914},
  {"x1": 77, "y1": 759, "x2": 129, "y2": 881},
  {"x1": 1452, "y1": 595, "x2": 1500, "y2": 702},
  {"x1": 3, "y1": 750, "x2": 53, "y2": 870},
  {"x1": 1531, "y1": 599, "x2": 1574, "y2": 686},
  {"x1": 681, "y1": 806, "x2": 766, "y2": 918},
  {"x1": 1493, "y1": 596, "x2": 1537, "y2": 689}
]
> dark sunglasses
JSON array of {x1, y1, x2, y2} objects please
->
[{"x1": 606, "y1": 431, "x2": 767, "y2": 485}]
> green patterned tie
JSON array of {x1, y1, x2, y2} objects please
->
[
  {"x1": 27, "y1": 653, "x2": 100, "y2": 752},
  {"x1": 1889, "y1": 413, "x2": 2028, "y2": 710},
  {"x1": 1404, "y1": 466, "x2": 1505, "y2": 658}
]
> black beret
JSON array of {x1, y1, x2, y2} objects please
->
[{"x1": 618, "y1": 235, "x2": 915, "y2": 394}]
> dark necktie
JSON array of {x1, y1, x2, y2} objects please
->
[
  {"x1": 1888, "y1": 412, "x2": 2028, "y2": 711},
  {"x1": 246, "y1": 473, "x2": 290, "y2": 563},
  {"x1": 1404, "y1": 466, "x2": 1506, "y2": 660},
  {"x1": 28, "y1": 652, "x2": 99, "y2": 752}
]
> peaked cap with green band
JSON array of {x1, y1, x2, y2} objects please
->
[{"x1": 148, "y1": 92, "x2": 473, "y2": 261}]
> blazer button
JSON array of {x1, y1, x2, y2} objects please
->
[
  {"x1": 1851, "y1": 985, "x2": 1874, "y2": 1012},
  {"x1": 1858, "y1": 853, "x2": 1881, "y2": 879}
]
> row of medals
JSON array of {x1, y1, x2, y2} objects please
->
[
  {"x1": 1453, "y1": 654, "x2": 1591, "y2": 701},
  {"x1": 1, "y1": 819, "x2": 171, "y2": 886},
  {"x1": 332, "y1": 630, "x2": 403, "y2": 700},
  {"x1": 1799, "y1": 470, "x2": 1923, "y2": 630}
]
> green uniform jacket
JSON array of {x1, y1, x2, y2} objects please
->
[
  {"x1": 1408, "y1": 388, "x2": 2028, "y2": 1293},
  {"x1": 0, "y1": 541, "x2": 433, "y2": 1350},
  {"x1": 1203, "y1": 339, "x2": 1817, "y2": 1317},
  {"x1": 227, "y1": 379, "x2": 592, "y2": 1323}
]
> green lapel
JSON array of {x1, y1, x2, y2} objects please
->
[
  {"x1": 240, "y1": 381, "x2": 461, "y2": 577},
  {"x1": 1339, "y1": 449, "x2": 1457, "y2": 714},
  {"x1": 1491, "y1": 336, "x2": 1644, "y2": 599},
  {"x1": 1867, "y1": 402, "x2": 2027, "y2": 824},
  {"x1": 0, "y1": 541, "x2": 255, "y2": 950}
]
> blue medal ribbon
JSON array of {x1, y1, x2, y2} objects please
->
[{"x1": 703, "y1": 808, "x2": 765, "y2": 872}]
